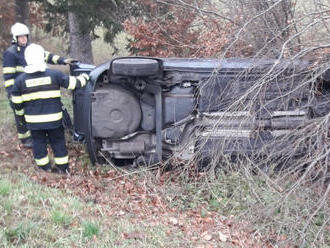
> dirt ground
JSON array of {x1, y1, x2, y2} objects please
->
[{"x1": 0, "y1": 122, "x2": 277, "y2": 247}]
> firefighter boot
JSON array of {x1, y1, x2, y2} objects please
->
[
  {"x1": 52, "y1": 164, "x2": 70, "y2": 174},
  {"x1": 38, "y1": 163, "x2": 52, "y2": 172},
  {"x1": 21, "y1": 137, "x2": 33, "y2": 148}
]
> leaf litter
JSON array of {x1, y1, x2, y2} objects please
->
[{"x1": 0, "y1": 129, "x2": 284, "y2": 247}]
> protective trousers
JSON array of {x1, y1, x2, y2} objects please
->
[
  {"x1": 8, "y1": 95, "x2": 31, "y2": 141},
  {"x1": 30, "y1": 127, "x2": 69, "y2": 169}
]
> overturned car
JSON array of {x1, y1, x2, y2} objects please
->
[{"x1": 69, "y1": 57, "x2": 330, "y2": 167}]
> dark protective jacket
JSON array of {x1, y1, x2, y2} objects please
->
[
  {"x1": 2, "y1": 43, "x2": 67, "y2": 92},
  {"x1": 10, "y1": 69, "x2": 88, "y2": 130}
]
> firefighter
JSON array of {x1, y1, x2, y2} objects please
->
[
  {"x1": 2, "y1": 22, "x2": 73, "y2": 148},
  {"x1": 10, "y1": 43, "x2": 89, "y2": 173}
]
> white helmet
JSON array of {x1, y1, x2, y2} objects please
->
[
  {"x1": 11, "y1": 22, "x2": 29, "y2": 42},
  {"x1": 24, "y1": 43, "x2": 47, "y2": 73}
]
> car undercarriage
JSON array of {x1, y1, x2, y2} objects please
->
[{"x1": 69, "y1": 57, "x2": 330, "y2": 167}]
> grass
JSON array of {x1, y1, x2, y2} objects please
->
[
  {"x1": 51, "y1": 210, "x2": 73, "y2": 226},
  {"x1": 0, "y1": 86, "x2": 12, "y2": 126},
  {"x1": 158, "y1": 167, "x2": 330, "y2": 246},
  {"x1": 0, "y1": 171, "x2": 189, "y2": 248},
  {"x1": 164, "y1": 172, "x2": 258, "y2": 214},
  {"x1": 4, "y1": 222, "x2": 35, "y2": 245},
  {"x1": 0, "y1": 179, "x2": 11, "y2": 196},
  {"x1": 82, "y1": 221, "x2": 100, "y2": 238}
]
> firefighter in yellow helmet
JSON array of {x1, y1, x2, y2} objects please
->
[
  {"x1": 2, "y1": 23, "x2": 74, "y2": 148},
  {"x1": 10, "y1": 43, "x2": 89, "y2": 173}
]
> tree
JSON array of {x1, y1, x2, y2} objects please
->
[
  {"x1": 30, "y1": 0, "x2": 137, "y2": 63},
  {"x1": 15, "y1": 0, "x2": 30, "y2": 25},
  {"x1": 223, "y1": 0, "x2": 298, "y2": 57},
  {"x1": 68, "y1": 10, "x2": 93, "y2": 63},
  {"x1": 124, "y1": 0, "x2": 252, "y2": 57},
  {"x1": 124, "y1": 0, "x2": 201, "y2": 57},
  {"x1": 0, "y1": 0, "x2": 16, "y2": 54},
  {"x1": 124, "y1": 0, "x2": 301, "y2": 58}
]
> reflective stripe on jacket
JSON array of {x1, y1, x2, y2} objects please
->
[
  {"x1": 3, "y1": 45, "x2": 26, "y2": 90},
  {"x1": 2, "y1": 44, "x2": 67, "y2": 92},
  {"x1": 10, "y1": 69, "x2": 87, "y2": 130}
]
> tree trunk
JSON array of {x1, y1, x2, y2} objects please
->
[
  {"x1": 15, "y1": 0, "x2": 29, "y2": 26},
  {"x1": 68, "y1": 11, "x2": 94, "y2": 64}
]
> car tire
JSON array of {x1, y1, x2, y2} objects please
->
[
  {"x1": 111, "y1": 58, "x2": 160, "y2": 76},
  {"x1": 83, "y1": 83, "x2": 98, "y2": 164}
]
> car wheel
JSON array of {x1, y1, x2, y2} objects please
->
[
  {"x1": 111, "y1": 58, "x2": 160, "y2": 76},
  {"x1": 83, "y1": 83, "x2": 98, "y2": 164}
]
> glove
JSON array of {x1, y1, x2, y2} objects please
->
[
  {"x1": 64, "y1": 58, "x2": 76, "y2": 65},
  {"x1": 81, "y1": 73, "x2": 90, "y2": 81},
  {"x1": 78, "y1": 73, "x2": 90, "y2": 87}
]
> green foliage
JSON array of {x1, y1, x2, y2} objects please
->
[
  {"x1": 2, "y1": 199, "x2": 14, "y2": 213},
  {"x1": 165, "y1": 172, "x2": 256, "y2": 214},
  {"x1": 4, "y1": 222, "x2": 34, "y2": 245},
  {"x1": 0, "y1": 179, "x2": 11, "y2": 196},
  {"x1": 82, "y1": 221, "x2": 100, "y2": 238},
  {"x1": 51, "y1": 210, "x2": 73, "y2": 226},
  {"x1": 0, "y1": 88, "x2": 12, "y2": 126},
  {"x1": 314, "y1": 212, "x2": 325, "y2": 227}
]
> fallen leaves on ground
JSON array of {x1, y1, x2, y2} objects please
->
[{"x1": 0, "y1": 132, "x2": 275, "y2": 247}]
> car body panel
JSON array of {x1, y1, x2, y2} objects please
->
[{"x1": 69, "y1": 57, "x2": 321, "y2": 166}]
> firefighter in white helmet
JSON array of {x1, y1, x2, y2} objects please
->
[
  {"x1": 11, "y1": 43, "x2": 89, "y2": 173},
  {"x1": 2, "y1": 22, "x2": 74, "y2": 148}
]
